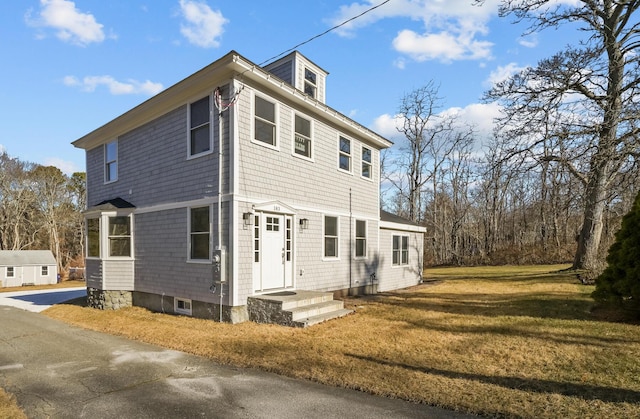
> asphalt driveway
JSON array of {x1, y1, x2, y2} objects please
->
[
  {"x1": 0, "y1": 286, "x2": 86, "y2": 312},
  {"x1": 0, "y1": 293, "x2": 475, "y2": 419}
]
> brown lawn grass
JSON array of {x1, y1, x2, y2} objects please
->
[
  {"x1": 0, "y1": 389, "x2": 26, "y2": 419},
  {"x1": 7, "y1": 265, "x2": 640, "y2": 417},
  {"x1": 0, "y1": 280, "x2": 85, "y2": 293}
]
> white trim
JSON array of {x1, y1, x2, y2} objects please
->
[
  {"x1": 291, "y1": 111, "x2": 314, "y2": 161},
  {"x1": 391, "y1": 234, "x2": 410, "y2": 267},
  {"x1": 104, "y1": 140, "x2": 118, "y2": 184},
  {"x1": 231, "y1": 79, "x2": 240, "y2": 306},
  {"x1": 361, "y1": 144, "x2": 373, "y2": 181},
  {"x1": 174, "y1": 297, "x2": 193, "y2": 316},
  {"x1": 251, "y1": 91, "x2": 279, "y2": 151},
  {"x1": 354, "y1": 219, "x2": 367, "y2": 259},
  {"x1": 187, "y1": 205, "x2": 212, "y2": 263},
  {"x1": 187, "y1": 95, "x2": 214, "y2": 159},
  {"x1": 322, "y1": 214, "x2": 340, "y2": 261},
  {"x1": 380, "y1": 220, "x2": 426, "y2": 233}
]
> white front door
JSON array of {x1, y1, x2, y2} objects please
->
[{"x1": 261, "y1": 214, "x2": 286, "y2": 290}]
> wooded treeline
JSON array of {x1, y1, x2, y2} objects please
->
[
  {"x1": 0, "y1": 152, "x2": 86, "y2": 275},
  {"x1": 385, "y1": 0, "x2": 640, "y2": 272}
]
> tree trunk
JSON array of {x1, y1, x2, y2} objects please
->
[{"x1": 573, "y1": 167, "x2": 608, "y2": 271}]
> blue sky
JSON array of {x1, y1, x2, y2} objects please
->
[{"x1": 0, "y1": 0, "x2": 581, "y2": 174}]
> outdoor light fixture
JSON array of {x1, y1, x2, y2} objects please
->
[
  {"x1": 243, "y1": 212, "x2": 253, "y2": 226},
  {"x1": 299, "y1": 218, "x2": 309, "y2": 230}
]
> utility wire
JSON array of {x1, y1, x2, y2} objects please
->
[{"x1": 258, "y1": 0, "x2": 393, "y2": 66}]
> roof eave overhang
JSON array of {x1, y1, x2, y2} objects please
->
[
  {"x1": 232, "y1": 54, "x2": 392, "y2": 150},
  {"x1": 72, "y1": 51, "x2": 392, "y2": 151}
]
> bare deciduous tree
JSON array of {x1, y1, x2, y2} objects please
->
[{"x1": 479, "y1": 0, "x2": 640, "y2": 271}]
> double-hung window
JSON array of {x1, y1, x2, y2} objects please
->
[
  {"x1": 189, "y1": 96, "x2": 211, "y2": 156},
  {"x1": 87, "y1": 218, "x2": 100, "y2": 258},
  {"x1": 108, "y1": 216, "x2": 131, "y2": 257},
  {"x1": 304, "y1": 68, "x2": 317, "y2": 98},
  {"x1": 294, "y1": 114, "x2": 312, "y2": 158},
  {"x1": 105, "y1": 140, "x2": 117, "y2": 183},
  {"x1": 254, "y1": 95, "x2": 276, "y2": 146},
  {"x1": 6, "y1": 267, "x2": 14, "y2": 278},
  {"x1": 190, "y1": 207, "x2": 210, "y2": 260},
  {"x1": 362, "y1": 146, "x2": 372, "y2": 179},
  {"x1": 339, "y1": 136, "x2": 351, "y2": 172},
  {"x1": 324, "y1": 216, "x2": 339, "y2": 258},
  {"x1": 355, "y1": 220, "x2": 367, "y2": 258},
  {"x1": 41, "y1": 266, "x2": 49, "y2": 276},
  {"x1": 392, "y1": 235, "x2": 409, "y2": 266}
]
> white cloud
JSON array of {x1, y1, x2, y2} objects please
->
[
  {"x1": 64, "y1": 75, "x2": 164, "y2": 96},
  {"x1": 328, "y1": 0, "x2": 501, "y2": 63},
  {"x1": 485, "y1": 62, "x2": 528, "y2": 87},
  {"x1": 26, "y1": 0, "x2": 106, "y2": 46},
  {"x1": 178, "y1": 0, "x2": 228, "y2": 48},
  {"x1": 44, "y1": 157, "x2": 81, "y2": 175},
  {"x1": 393, "y1": 28, "x2": 493, "y2": 63},
  {"x1": 518, "y1": 34, "x2": 538, "y2": 48},
  {"x1": 371, "y1": 102, "x2": 502, "y2": 146}
]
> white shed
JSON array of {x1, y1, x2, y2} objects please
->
[{"x1": 0, "y1": 250, "x2": 58, "y2": 288}]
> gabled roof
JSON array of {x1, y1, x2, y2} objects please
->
[
  {"x1": 72, "y1": 50, "x2": 392, "y2": 151},
  {"x1": 0, "y1": 250, "x2": 56, "y2": 266}
]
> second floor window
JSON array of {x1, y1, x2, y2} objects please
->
[
  {"x1": 294, "y1": 115, "x2": 311, "y2": 158},
  {"x1": 362, "y1": 146, "x2": 372, "y2": 178},
  {"x1": 190, "y1": 97, "x2": 210, "y2": 156},
  {"x1": 105, "y1": 140, "x2": 117, "y2": 183},
  {"x1": 339, "y1": 137, "x2": 351, "y2": 172},
  {"x1": 254, "y1": 95, "x2": 276, "y2": 146}
]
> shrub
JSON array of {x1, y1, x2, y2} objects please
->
[{"x1": 592, "y1": 190, "x2": 640, "y2": 314}]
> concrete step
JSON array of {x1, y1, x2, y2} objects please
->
[
  {"x1": 292, "y1": 308, "x2": 354, "y2": 328},
  {"x1": 287, "y1": 300, "x2": 346, "y2": 321},
  {"x1": 279, "y1": 292, "x2": 334, "y2": 310}
]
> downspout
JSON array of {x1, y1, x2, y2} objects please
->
[
  {"x1": 349, "y1": 188, "x2": 352, "y2": 296},
  {"x1": 217, "y1": 103, "x2": 224, "y2": 322}
]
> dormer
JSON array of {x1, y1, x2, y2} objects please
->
[{"x1": 263, "y1": 51, "x2": 328, "y2": 104}]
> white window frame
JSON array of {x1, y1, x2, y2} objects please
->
[
  {"x1": 6, "y1": 267, "x2": 14, "y2": 278},
  {"x1": 355, "y1": 219, "x2": 367, "y2": 259},
  {"x1": 252, "y1": 92, "x2": 279, "y2": 150},
  {"x1": 338, "y1": 136, "x2": 352, "y2": 173},
  {"x1": 107, "y1": 215, "x2": 133, "y2": 258},
  {"x1": 41, "y1": 266, "x2": 49, "y2": 276},
  {"x1": 392, "y1": 235, "x2": 409, "y2": 266},
  {"x1": 304, "y1": 67, "x2": 317, "y2": 98},
  {"x1": 188, "y1": 206, "x2": 212, "y2": 263},
  {"x1": 292, "y1": 113, "x2": 313, "y2": 160},
  {"x1": 174, "y1": 297, "x2": 193, "y2": 316},
  {"x1": 86, "y1": 217, "x2": 101, "y2": 259},
  {"x1": 323, "y1": 215, "x2": 340, "y2": 260},
  {"x1": 104, "y1": 140, "x2": 118, "y2": 184},
  {"x1": 187, "y1": 95, "x2": 213, "y2": 159},
  {"x1": 361, "y1": 146, "x2": 373, "y2": 179}
]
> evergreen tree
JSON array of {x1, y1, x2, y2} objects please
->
[{"x1": 592, "y1": 190, "x2": 640, "y2": 313}]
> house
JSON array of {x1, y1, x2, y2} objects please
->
[
  {"x1": 0, "y1": 250, "x2": 58, "y2": 288},
  {"x1": 72, "y1": 50, "x2": 425, "y2": 324}
]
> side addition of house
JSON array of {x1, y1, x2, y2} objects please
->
[{"x1": 72, "y1": 50, "x2": 425, "y2": 324}]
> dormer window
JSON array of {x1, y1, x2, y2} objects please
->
[{"x1": 304, "y1": 68, "x2": 317, "y2": 98}]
